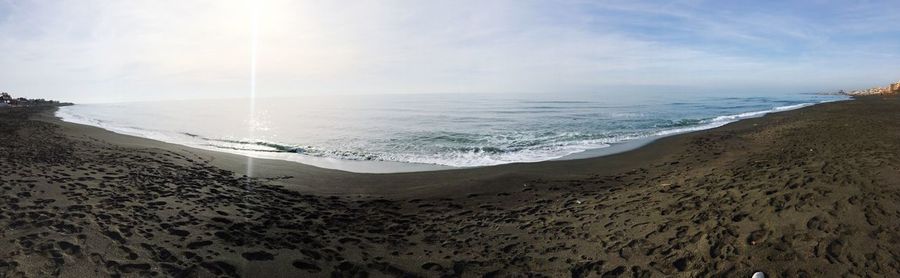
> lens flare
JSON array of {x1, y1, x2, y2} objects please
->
[{"x1": 246, "y1": 1, "x2": 259, "y2": 179}]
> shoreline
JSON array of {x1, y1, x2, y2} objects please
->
[
  {"x1": 53, "y1": 97, "x2": 842, "y2": 174},
  {"x1": 39, "y1": 98, "x2": 847, "y2": 199},
  {"x1": 3, "y1": 95, "x2": 899, "y2": 277},
  {"x1": 40, "y1": 97, "x2": 853, "y2": 200}
]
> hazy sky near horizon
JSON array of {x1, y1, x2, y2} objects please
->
[{"x1": 1, "y1": 0, "x2": 899, "y2": 103}]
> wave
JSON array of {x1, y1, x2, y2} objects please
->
[
  {"x1": 653, "y1": 102, "x2": 821, "y2": 136},
  {"x1": 56, "y1": 108, "x2": 175, "y2": 142},
  {"x1": 183, "y1": 131, "x2": 639, "y2": 167},
  {"x1": 656, "y1": 118, "x2": 703, "y2": 128}
]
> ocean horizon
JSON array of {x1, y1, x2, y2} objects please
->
[{"x1": 57, "y1": 92, "x2": 846, "y2": 173}]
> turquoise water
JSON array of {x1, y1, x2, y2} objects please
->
[{"x1": 57, "y1": 92, "x2": 846, "y2": 172}]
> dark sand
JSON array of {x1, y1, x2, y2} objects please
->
[{"x1": 1, "y1": 96, "x2": 899, "y2": 277}]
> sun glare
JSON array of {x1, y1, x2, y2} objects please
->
[{"x1": 246, "y1": 0, "x2": 260, "y2": 179}]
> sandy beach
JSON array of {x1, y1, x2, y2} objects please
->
[{"x1": 1, "y1": 95, "x2": 899, "y2": 277}]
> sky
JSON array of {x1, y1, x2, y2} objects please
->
[{"x1": 1, "y1": 0, "x2": 899, "y2": 103}]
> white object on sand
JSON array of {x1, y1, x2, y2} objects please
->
[{"x1": 752, "y1": 272, "x2": 765, "y2": 278}]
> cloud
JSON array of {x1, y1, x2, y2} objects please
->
[{"x1": 1, "y1": 0, "x2": 899, "y2": 102}]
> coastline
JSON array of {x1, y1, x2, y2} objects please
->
[
  {"x1": 38, "y1": 97, "x2": 847, "y2": 198},
  {"x1": 3, "y1": 95, "x2": 899, "y2": 277},
  {"x1": 54, "y1": 97, "x2": 842, "y2": 174}
]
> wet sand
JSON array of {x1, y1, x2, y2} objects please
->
[{"x1": 1, "y1": 95, "x2": 898, "y2": 277}]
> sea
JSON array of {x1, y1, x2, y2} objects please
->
[{"x1": 57, "y1": 92, "x2": 846, "y2": 173}]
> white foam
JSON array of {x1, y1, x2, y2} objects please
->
[
  {"x1": 385, "y1": 141, "x2": 615, "y2": 167},
  {"x1": 57, "y1": 106, "x2": 206, "y2": 148},
  {"x1": 654, "y1": 102, "x2": 818, "y2": 137}
]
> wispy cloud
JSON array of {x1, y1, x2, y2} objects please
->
[{"x1": 0, "y1": 0, "x2": 898, "y2": 102}]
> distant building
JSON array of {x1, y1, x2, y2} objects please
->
[
  {"x1": 0, "y1": 92, "x2": 71, "y2": 107},
  {"x1": 845, "y1": 80, "x2": 900, "y2": 96}
]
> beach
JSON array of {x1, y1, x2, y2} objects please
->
[{"x1": 1, "y1": 95, "x2": 899, "y2": 277}]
